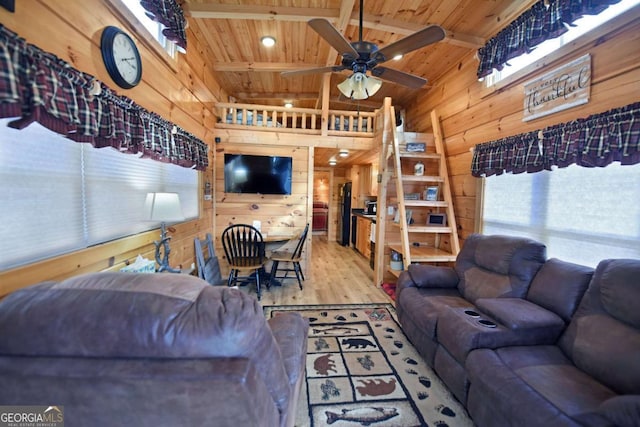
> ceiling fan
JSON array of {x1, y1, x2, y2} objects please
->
[{"x1": 281, "y1": 0, "x2": 445, "y2": 99}]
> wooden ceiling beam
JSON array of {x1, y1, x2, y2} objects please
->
[
  {"x1": 351, "y1": 13, "x2": 484, "y2": 49},
  {"x1": 318, "y1": 0, "x2": 357, "y2": 109},
  {"x1": 186, "y1": 4, "x2": 339, "y2": 21},
  {"x1": 212, "y1": 62, "x2": 325, "y2": 72},
  {"x1": 187, "y1": 5, "x2": 485, "y2": 49},
  {"x1": 234, "y1": 92, "x2": 320, "y2": 100}
]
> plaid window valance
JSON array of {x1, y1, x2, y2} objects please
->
[
  {"x1": 477, "y1": 0, "x2": 622, "y2": 79},
  {"x1": 0, "y1": 25, "x2": 207, "y2": 170},
  {"x1": 139, "y1": 0, "x2": 187, "y2": 50},
  {"x1": 471, "y1": 102, "x2": 640, "y2": 177}
]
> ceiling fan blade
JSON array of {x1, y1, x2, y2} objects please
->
[
  {"x1": 281, "y1": 65, "x2": 346, "y2": 78},
  {"x1": 373, "y1": 25, "x2": 445, "y2": 63},
  {"x1": 372, "y1": 67, "x2": 427, "y2": 88},
  {"x1": 308, "y1": 18, "x2": 359, "y2": 57}
]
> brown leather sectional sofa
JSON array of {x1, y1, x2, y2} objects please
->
[
  {"x1": 0, "y1": 273, "x2": 308, "y2": 427},
  {"x1": 396, "y1": 233, "x2": 640, "y2": 427}
]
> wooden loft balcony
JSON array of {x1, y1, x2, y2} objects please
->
[{"x1": 215, "y1": 102, "x2": 382, "y2": 139}]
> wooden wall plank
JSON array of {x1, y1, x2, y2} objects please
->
[{"x1": 405, "y1": 15, "x2": 640, "y2": 245}]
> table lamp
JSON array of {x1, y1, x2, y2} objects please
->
[{"x1": 144, "y1": 192, "x2": 185, "y2": 273}]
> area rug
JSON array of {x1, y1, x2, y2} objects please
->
[{"x1": 264, "y1": 304, "x2": 474, "y2": 427}]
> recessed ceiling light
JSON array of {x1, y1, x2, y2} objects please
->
[
  {"x1": 393, "y1": 54, "x2": 403, "y2": 61},
  {"x1": 261, "y1": 36, "x2": 276, "y2": 47},
  {"x1": 338, "y1": 149, "x2": 349, "y2": 157},
  {"x1": 284, "y1": 102, "x2": 293, "y2": 108}
]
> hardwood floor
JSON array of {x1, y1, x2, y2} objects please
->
[{"x1": 258, "y1": 235, "x2": 394, "y2": 306}]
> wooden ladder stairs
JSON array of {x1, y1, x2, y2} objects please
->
[{"x1": 374, "y1": 99, "x2": 460, "y2": 283}]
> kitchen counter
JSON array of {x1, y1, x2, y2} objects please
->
[{"x1": 352, "y1": 210, "x2": 376, "y2": 223}]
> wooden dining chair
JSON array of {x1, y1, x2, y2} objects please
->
[
  {"x1": 194, "y1": 233, "x2": 225, "y2": 286},
  {"x1": 268, "y1": 223, "x2": 309, "y2": 290},
  {"x1": 221, "y1": 224, "x2": 267, "y2": 300}
]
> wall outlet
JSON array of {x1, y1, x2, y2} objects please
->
[
  {"x1": 252, "y1": 220, "x2": 261, "y2": 231},
  {"x1": 387, "y1": 206, "x2": 394, "y2": 215}
]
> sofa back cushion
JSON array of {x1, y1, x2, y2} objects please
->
[
  {"x1": 0, "y1": 272, "x2": 290, "y2": 411},
  {"x1": 526, "y1": 258, "x2": 594, "y2": 322},
  {"x1": 559, "y1": 259, "x2": 640, "y2": 395},
  {"x1": 455, "y1": 234, "x2": 547, "y2": 303}
]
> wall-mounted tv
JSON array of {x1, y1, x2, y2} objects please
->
[{"x1": 224, "y1": 153, "x2": 293, "y2": 195}]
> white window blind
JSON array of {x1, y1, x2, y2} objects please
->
[
  {"x1": 0, "y1": 120, "x2": 198, "y2": 270},
  {"x1": 482, "y1": 163, "x2": 640, "y2": 267}
]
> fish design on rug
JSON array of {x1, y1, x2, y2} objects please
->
[
  {"x1": 314, "y1": 337, "x2": 330, "y2": 351},
  {"x1": 320, "y1": 379, "x2": 341, "y2": 401},
  {"x1": 356, "y1": 378, "x2": 397, "y2": 396},
  {"x1": 325, "y1": 407, "x2": 398, "y2": 425},
  {"x1": 314, "y1": 353, "x2": 337, "y2": 376},
  {"x1": 342, "y1": 337, "x2": 376, "y2": 349},
  {"x1": 357, "y1": 354, "x2": 374, "y2": 370},
  {"x1": 313, "y1": 326, "x2": 359, "y2": 336}
]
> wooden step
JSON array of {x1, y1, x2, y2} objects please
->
[
  {"x1": 391, "y1": 223, "x2": 453, "y2": 233},
  {"x1": 388, "y1": 244, "x2": 457, "y2": 263},
  {"x1": 407, "y1": 225, "x2": 453, "y2": 233},
  {"x1": 403, "y1": 200, "x2": 448, "y2": 208},
  {"x1": 399, "y1": 153, "x2": 441, "y2": 160},
  {"x1": 398, "y1": 175, "x2": 444, "y2": 183},
  {"x1": 387, "y1": 268, "x2": 402, "y2": 278}
]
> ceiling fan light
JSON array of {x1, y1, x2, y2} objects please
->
[
  {"x1": 261, "y1": 36, "x2": 276, "y2": 47},
  {"x1": 338, "y1": 73, "x2": 382, "y2": 100}
]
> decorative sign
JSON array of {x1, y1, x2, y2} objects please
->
[{"x1": 523, "y1": 54, "x2": 591, "y2": 122}]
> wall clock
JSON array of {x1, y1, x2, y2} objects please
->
[{"x1": 100, "y1": 26, "x2": 142, "y2": 89}]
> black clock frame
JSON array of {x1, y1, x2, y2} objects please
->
[{"x1": 100, "y1": 26, "x2": 142, "y2": 89}]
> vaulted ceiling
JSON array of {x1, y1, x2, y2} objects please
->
[{"x1": 186, "y1": 0, "x2": 538, "y2": 112}]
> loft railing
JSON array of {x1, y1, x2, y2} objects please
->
[{"x1": 215, "y1": 102, "x2": 381, "y2": 137}]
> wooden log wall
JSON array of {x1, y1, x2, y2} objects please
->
[
  {"x1": 405, "y1": 10, "x2": 640, "y2": 246},
  {"x1": 213, "y1": 139, "x2": 312, "y2": 276},
  {"x1": 0, "y1": 0, "x2": 226, "y2": 297}
]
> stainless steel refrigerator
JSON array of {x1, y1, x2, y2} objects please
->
[{"x1": 338, "y1": 182, "x2": 352, "y2": 246}]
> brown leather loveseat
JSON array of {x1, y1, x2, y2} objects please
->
[{"x1": 0, "y1": 272, "x2": 309, "y2": 427}]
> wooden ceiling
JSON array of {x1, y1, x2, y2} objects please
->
[{"x1": 186, "y1": 0, "x2": 538, "y2": 165}]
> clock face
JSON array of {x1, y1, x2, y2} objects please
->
[
  {"x1": 101, "y1": 26, "x2": 142, "y2": 89},
  {"x1": 112, "y1": 33, "x2": 140, "y2": 85}
]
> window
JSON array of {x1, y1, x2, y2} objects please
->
[
  {"x1": 0, "y1": 120, "x2": 198, "y2": 270},
  {"x1": 120, "y1": 0, "x2": 178, "y2": 57},
  {"x1": 485, "y1": 0, "x2": 639, "y2": 86},
  {"x1": 482, "y1": 163, "x2": 640, "y2": 267}
]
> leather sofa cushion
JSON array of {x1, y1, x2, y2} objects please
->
[
  {"x1": 0, "y1": 272, "x2": 292, "y2": 415},
  {"x1": 455, "y1": 234, "x2": 546, "y2": 303},
  {"x1": 559, "y1": 259, "x2": 640, "y2": 395},
  {"x1": 599, "y1": 259, "x2": 640, "y2": 329},
  {"x1": 467, "y1": 346, "x2": 617, "y2": 427},
  {"x1": 526, "y1": 258, "x2": 593, "y2": 322}
]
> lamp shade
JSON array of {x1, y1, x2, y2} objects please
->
[
  {"x1": 338, "y1": 72, "x2": 382, "y2": 100},
  {"x1": 144, "y1": 192, "x2": 184, "y2": 222}
]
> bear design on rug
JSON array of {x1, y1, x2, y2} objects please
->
[
  {"x1": 314, "y1": 353, "x2": 337, "y2": 376},
  {"x1": 356, "y1": 378, "x2": 397, "y2": 396},
  {"x1": 341, "y1": 337, "x2": 376, "y2": 349}
]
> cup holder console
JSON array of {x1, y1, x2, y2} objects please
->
[
  {"x1": 462, "y1": 309, "x2": 498, "y2": 328},
  {"x1": 478, "y1": 319, "x2": 497, "y2": 328}
]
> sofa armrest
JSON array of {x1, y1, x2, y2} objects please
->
[
  {"x1": 475, "y1": 298, "x2": 565, "y2": 333},
  {"x1": 594, "y1": 395, "x2": 640, "y2": 427},
  {"x1": 398, "y1": 264, "x2": 459, "y2": 290},
  {"x1": 268, "y1": 312, "x2": 309, "y2": 386}
]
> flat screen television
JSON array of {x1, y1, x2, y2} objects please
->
[{"x1": 224, "y1": 153, "x2": 293, "y2": 195}]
